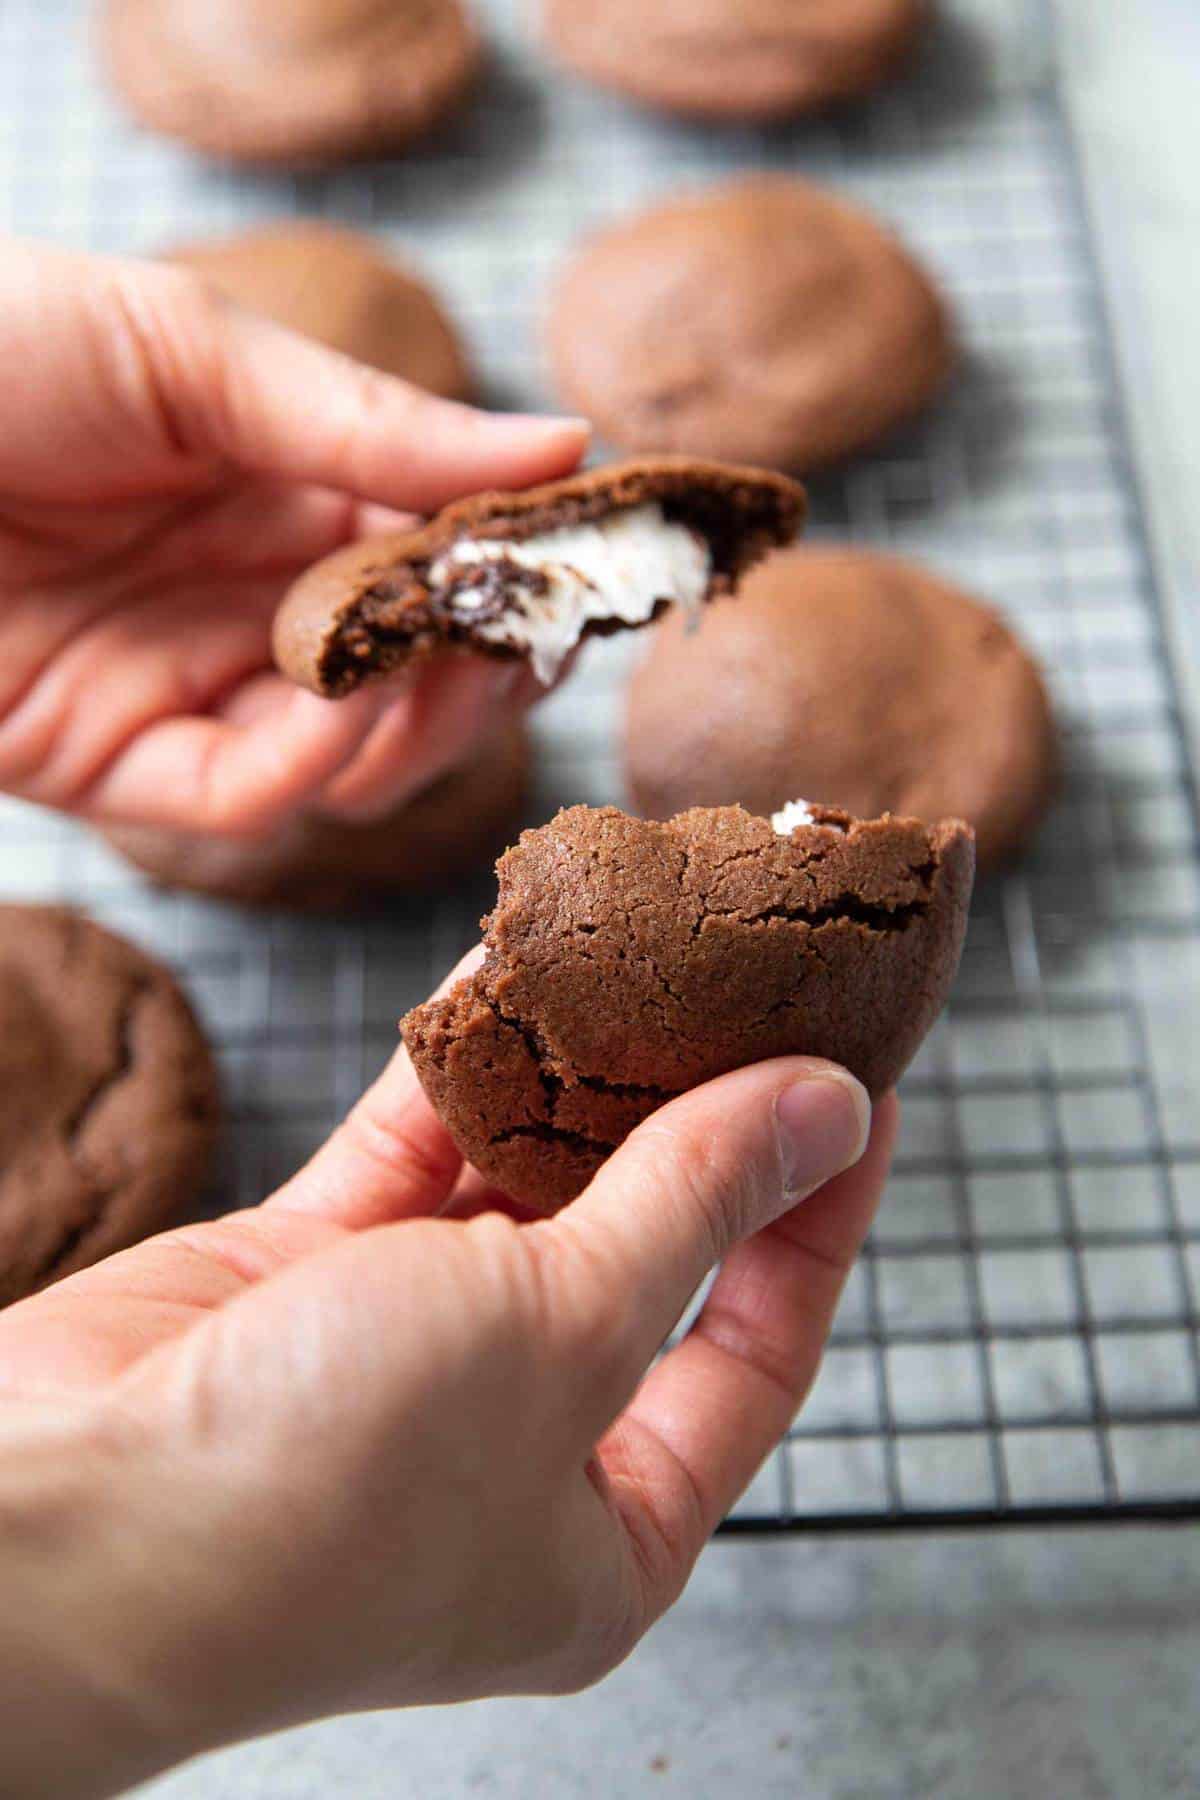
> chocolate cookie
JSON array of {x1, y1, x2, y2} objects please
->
[
  {"x1": 105, "y1": 721, "x2": 531, "y2": 911},
  {"x1": 274, "y1": 457, "x2": 806, "y2": 696},
  {"x1": 542, "y1": 0, "x2": 926, "y2": 121},
  {"x1": 99, "y1": 0, "x2": 481, "y2": 167},
  {"x1": 547, "y1": 177, "x2": 954, "y2": 472},
  {"x1": 403, "y1": 802, "x2": 974, "y2": 1212},
  {"x1": 0, "y1": 908, "x2": 220, "y2": 1306},
  {"x1": 626, "y1": 548, "x2": 1059, "y2": 871},
  {"x1": 170, "y1": 222, "x2": 471, "y2": 399}
]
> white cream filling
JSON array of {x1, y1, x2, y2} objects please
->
[
  {"x1": 771, "y1": 799, "x2": 818, "y2": 835},
  {"x1": 429, "y1": 503, "x2": 711, "y2": 686}
]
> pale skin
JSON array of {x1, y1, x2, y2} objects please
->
[{"x1": 0, "y1": 240, "x2": 899, "y2": 1797}]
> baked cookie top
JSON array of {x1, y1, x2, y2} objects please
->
[
  {"x1": 100, "y1": 0, "x2": 481, "y2": 166},
  {"x1": 542, "y1": 0, "x2": 927, "y2": 121},
  {"x1": 548, "y1": 176, "x2": 954, "y2": 472},
  {"x1": 403, "y1": 801, "x2": 975, "y2": 1211},
  {"x1": 0, "y1": 907, "x2": 220, "y2": 1305},
  {"x1": 171, "y1": 221, "x2": 471, "y2": 400},
  {"x1": 626, "y1": 547, "x2": 1060, "y2": 870}
]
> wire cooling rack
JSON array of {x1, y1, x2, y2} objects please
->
[{"x1": 0, "y1": 0, "x2": 1197, "y2": 1530}]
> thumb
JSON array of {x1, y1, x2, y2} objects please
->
[
  {"x1": 545, "y1": 1058, "x2": 871, "y2": 1411},
  {"x1": 119, "y1": 257, "x2": 591, "y2": 512}
]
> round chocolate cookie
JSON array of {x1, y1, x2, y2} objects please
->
[
  {"x1": 625, "y1": 548, "x2": 1059, "y2": 871},
  {"x1": 99, "y1": 0, "x2": 481, "y2": 167},
  {"x1": 274, "y1": 457, "x2": 806, "y2": 697},
  {"x1": 105, "y1": 721, "x2": 531, "y2": 911},
  {"x1": 403, "y1": 801, "x2": 975, "y2": 1212},
  {"x1": 170, "y1": 222, "x2": 471, "y2": 399},
  {"x1": 542, "y1": 0, "x2": 926, "y2": 121},
  {"x1": 547, "y1": 177, "x2": 954, "y2": 472},
  {"x1": 0, "y1": 908, "x2": 220, "y2": 1306}
]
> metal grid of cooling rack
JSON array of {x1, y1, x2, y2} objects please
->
[{"x1": 1, "y1": 0, "x2": 1198, "y2": 1530}]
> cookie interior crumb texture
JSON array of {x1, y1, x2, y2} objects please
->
[
  {"x1": 0, "y1": 907, "x2": 221, "y2": 1306},
  {"x1": 403, "y1": 803, "x2": 975, "y2": 1213},
  {"x1": 274, "y1": 458, "x2": 806, "y2": 697}
]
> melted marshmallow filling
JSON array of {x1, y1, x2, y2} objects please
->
[
  {"x1": 428, "y1": 503, "x2": 711, "y2": 686},
  {"x1": 771, "y1": 799, "x2": 818, "y2": 835}
]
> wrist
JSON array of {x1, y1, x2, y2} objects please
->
[{"x1": 0, "y1": 1400, "x2": 195, "y2": 1799}]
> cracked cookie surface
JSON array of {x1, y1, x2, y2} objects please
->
[
  {"x1": 402, "y1": 802, "x2": 974, "y2": 1212},
  {"x1": 0, "y1": 907, "x2": 220, "y2": 1305}
]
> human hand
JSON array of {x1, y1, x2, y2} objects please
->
[
  {"x1": 0, "y1": 237, "x2": 585, "y2": 835},
  {"x1": 0, "y1": 951, "x2": 896, "y2": 1799}
]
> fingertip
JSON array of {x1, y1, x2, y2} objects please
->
[{"x1": 774, "y1": 1065, "x2": 871, "y2": 1199}]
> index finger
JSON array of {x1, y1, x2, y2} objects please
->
[{"x1": 265, "y1": 946, "x2": 485, "y2": 1230}]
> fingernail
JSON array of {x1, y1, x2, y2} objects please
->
[{"x1": 774, "y1": 1072, "x2": 871, "y2": 1201}]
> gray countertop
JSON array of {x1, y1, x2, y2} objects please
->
[{"x1": 143, "y1": 3, "x2": 1200, "y2": 1795}]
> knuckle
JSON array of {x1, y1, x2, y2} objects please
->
[{"x1": 102, "y1": 260, "x2": 224, "y2": 458}]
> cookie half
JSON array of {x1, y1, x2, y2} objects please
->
[
  {"x1": 105, "y1": 721, "x2": 530, "y2": 911},
  {"x1": 170, "y1": 222, "x2": 471, "y2": 399},
  {"x1": 548, "y1": 176, "x2": 954, "y2": 472},
  {"x1": 274, "y1": 457, "x2": 806, "y2": 695},
  {"x1": 626, "y1": 548, "x2": 1059, "y2": 871},
  {"x1": 99, "y1": 0, "x2": 481, "y2": 167},
  {"x1": 403, "y1": 802, "x2": 975, "y2": 1212},
  {"x1": 0, "y1": 908, "x2": 220, "y2": 1306},
  {"x1": 542, "y1": 0, "x2": 927, "y2": 121}
]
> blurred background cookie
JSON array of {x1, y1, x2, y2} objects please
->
[
  {"x1": 170, "y1": 221, "x2": 473, "y2": 398},
  {"x1": 99, "y1": 0, "x2": 482, "y2": 166},
  {"x1": 0, "y1": 906, "x2": 219, "y2": 1306},
  {"x1": 625, "y1": 547, "x2": 1059, "y2": 871},
  {"x1": 541, "y1": 0, "x2": 927, "y2": 122},
  {"x1": 547, "y1": 176, "x2": 954, "y2": 472},
  {"x1": 105, "y1": 720, "x2": 531, "y2": 910}
]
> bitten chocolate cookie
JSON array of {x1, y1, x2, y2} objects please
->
[
  {"x1": 99, "y1": 0, "x2": 481, "y2": 167},
  {"x1": 626, "y1": 548, "x2": 1059, "y2": 871},
  {"x1": 0, "y1": 908, "x2": 220, "y2": 1306},
  {"x1": 542, "y1": 0, "x2": 926, "y2": 121},
  {"x1": 548, "y1": 177, "x2": 954, "y2": 472},
  {"x1": 105, "y1": 721, "x2": 530, "y2": 910},
  {"x1": 403, "y1": 802, "x2": 974, "y2": 1212},
  {"x1": 170, "y1": 222, "x2": 471, "y2": 399},
  {"x1": 274, "y1": 457, "x2": 805, "y2": 695}
]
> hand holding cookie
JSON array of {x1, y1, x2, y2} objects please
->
[
  {"x1": 0, "y1": 956, "x2": 893, "y2": 1796},
  {"x1": 0, "y1": 237, "x2": 586, "y2": 840}
]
